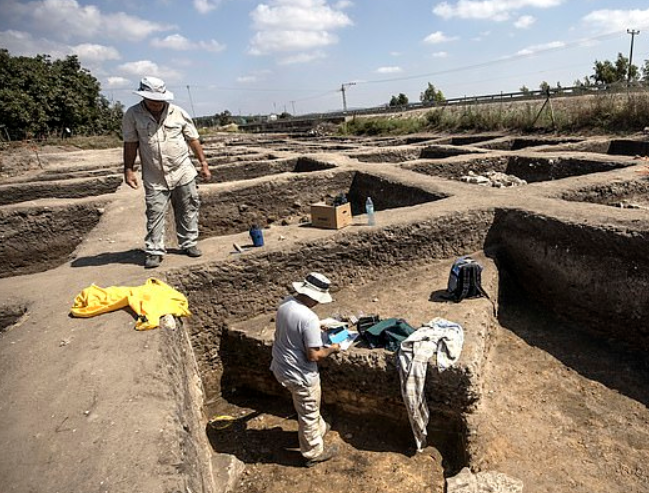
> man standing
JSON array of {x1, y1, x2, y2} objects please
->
[
  {"x1": 122, "y1": 76, "x2": 211, "y2": 269},
  {"x1": 270, "y1": 272, "x2": 340, "y2": 467}
]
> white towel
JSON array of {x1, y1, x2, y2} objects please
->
[{"x1": 397, "y1": 318, "x2": 464, "y2": 450}]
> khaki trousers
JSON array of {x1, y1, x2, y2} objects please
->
[
  {"x1": 276, "y1": 375, "x2": 328, "y2": 459},
  {"x1": 144, "y1": 179, "x2": 200, "y2": 256}
]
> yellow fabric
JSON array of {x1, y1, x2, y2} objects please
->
[{"x1": 70, "y1": 278, "x2": 191, "y2": 330}]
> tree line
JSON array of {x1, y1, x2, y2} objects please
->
[{"x1": 0, "y1": 49, "x2": 123, "y2": 141}]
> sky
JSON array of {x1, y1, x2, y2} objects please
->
[{"x1": 2, "y1": 0, "x2": 649, "y2": 117}]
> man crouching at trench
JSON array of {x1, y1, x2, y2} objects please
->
[{"x1": 270, "y1": 272, "x2": 340, "y2": 467}]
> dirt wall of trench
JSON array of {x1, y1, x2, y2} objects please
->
[
  {"x1": 0, "y1": 201, "x2": 107, "y2": 278},
  {"x1": 486, "y1": 209, "x2": 649, "y2": 350},
  {"x1": 165, "y1": 209, "x2": 495, "y2": 401}
]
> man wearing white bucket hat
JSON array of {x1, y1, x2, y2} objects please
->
[
  {"x1": 122, "y1": 76, "x2": 211, "y2": 269},
  {"x1": 270, "y1": 272, "x2": 340, "y2": 467}
]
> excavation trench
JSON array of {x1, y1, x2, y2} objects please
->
[
  {"x1": 0, "y1": 198, "x2": 108, "y2": 278},
  {"x1": 164, "y1": 204, "x2": 649, "y2": 491},
  {"x1": 198, "y1": 170, "x2": 446, "y2": 238},
  {"x1": 405, "y1": 154, "x2": 630, "y2": 183}
]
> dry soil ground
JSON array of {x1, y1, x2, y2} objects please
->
[{"x1": 1, "y1": 138, "x2": 649, "y2": 493}]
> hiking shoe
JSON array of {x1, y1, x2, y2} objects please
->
[
  {"x1": 304, "y1": 444, "x2": 339, "y2": 468},
  {"x1": 183, "y1": 246, "x2": 202, "y2": 258},
  {"x1": 144, "y1": 254, "x2": 162, "y2": 269}
]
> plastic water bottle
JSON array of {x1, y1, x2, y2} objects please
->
[{"x1": 365, "y1": 197, "x2": 376, "y2": 226}]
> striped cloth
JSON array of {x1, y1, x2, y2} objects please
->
[{"x1": 397, "y1": 318, "x2": 464, "y2": 450}]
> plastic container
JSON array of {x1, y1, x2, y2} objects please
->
[
  {"x1": 249, "y1": 225, "x2": 264, "y2": 247},
  {"x1": 365, "y1": 197, "x2": 376, "y2": 226}
]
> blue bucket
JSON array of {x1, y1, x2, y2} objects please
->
[{"x1": 249, "y1": 226, "x2": 264, "y2": 247}]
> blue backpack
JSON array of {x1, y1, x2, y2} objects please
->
[{"x1": 447, "y1": 256, "x2": 485, "y2": 301}]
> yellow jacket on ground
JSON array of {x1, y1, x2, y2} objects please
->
[{"x1": 70, "y1": 278, "x2": 191, "y2": 330}]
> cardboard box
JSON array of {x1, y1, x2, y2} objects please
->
[{"x1": 310, "y1": 202, "x2": 352, "y2": 229}]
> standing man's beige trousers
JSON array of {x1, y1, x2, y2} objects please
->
[{"x1": 275, "y1": 374, "x2": 328, "y2": 459}]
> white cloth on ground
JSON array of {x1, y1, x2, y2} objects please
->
[{"x1": 397, "y1": 317, "x2": 465, "y2": 451}]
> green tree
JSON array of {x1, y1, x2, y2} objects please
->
[
  {"x1": 389, "y1": 93, "x2": 409, "y2": 107},
  {"x1": 0, "y1": 50, "x2": 121, "y2": 140},
  {"x1": 420, "y1": 83, "x2": 445, "y2": 104},
  {"x1": 539, "y1": 81, "x2": 550, "y2": 93},
  {"x1": 592, "y1": 53, "x2": 638, "y2": 84},
  {"x1": 519, "y1": 85, "x2": 530, "y2": 95}
]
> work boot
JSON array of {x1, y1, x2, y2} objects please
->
[
  {"x1": 183, "y1": 246, "x2": 202, "y2": 257},
  {"x1": 304, "y1": 444, "x2": 339, "y2": 468},
  {"x1": 144, "y1": 254, "x2": 162, "y2": 269}
]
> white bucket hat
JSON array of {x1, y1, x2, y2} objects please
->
[
  {"x1": 133, "y1": 76, "x2": 174, "y2": 101},
  {"x1": 292, "y1": 272, "x2": 333, "y2": 304}
]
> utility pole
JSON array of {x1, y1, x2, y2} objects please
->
[
  {"x1": 340, "y1": 82, "x2": 356, "y2": 113},
  {"x1": 627, "y1": 29, "x2": 640, "y2": 83},
  {"x1": 186, "y1": 85, "x2": 197, "y2": 118},
  {"x1": 290, "y1": 100, "x2": 296, "y2": 115}
]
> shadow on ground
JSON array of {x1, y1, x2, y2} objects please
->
[
  {"x1": 497, "y1": 268, "x2": 649, "y2": 408},
  {"x1": 71, "y1": 249, "x2": 143, "y2": 267}
]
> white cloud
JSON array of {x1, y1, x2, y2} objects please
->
[
  {"x1": 433, "y1": 0, "x2": 563, "y2": 22},
  {"x1": 376, "y1": 66, "x2": 402, "y2": 74},
  {"x1": 583, "y1": 9, "x2": 649, "y2": 33},
  {"x1": 423, "y1": 31, "x2": 457, "y2": 44},
  {"x1": 249, "y1": 0, "x2": 352, "y2": 57},
  {"x1": 151, "y1": 34, "x2": 226, "y2": 53},
  {"x1": 334, "y1": 0, "x2": 353, "y2": 8},
  {"x1": 0, "y1": 29, "x2": 120, "y2": 66},
  {"x1": 118, "y1": 60, "x2": 181, "y2": 80},
  {"x1": 5, "y1": 0, "x2": 170, "y2": 41},
  {"x1": 249, "y1": 30, "x2": 337, "y2": 55},
  {"x1": 516, "y1": 40, "x2": 565, "y2": 56},
  {"x1": 278, "y1": 51, "x2": 327, "y2": 65},
  {"x1": 194, "y1": 0, "x2": 222, "y2": 13},
  {"x1": 514, "y1": 15, "x2": 535, "y2": 29},
  {"x1": 105, "y1": 76, "x2": 131, "y2": 89},
  {"x1": 0, "y1": 29, "x2": 69, "y2": 59},
  {"x1": 432, "y1": 51, "x2": 449, "y2": 58},
  {"x1": 71, "y1": 43, "x2": 120, "y2": 63}
]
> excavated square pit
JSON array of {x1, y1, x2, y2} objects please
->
[
  {"x1": 404, "y1": 154, "x2": 630, "y2": 183},
  {"x1": 214, "y1": 156, "x2": 337, "y2": 183},
  {"x1": 198, "y1": 170, "x2": 447, "y2": 238},
  {"x1": 560, "y1": 177, "x2": 649, "y2": 209},
  {"x1": 0, "y1": 199, "x2": 107, "y2": 278},
  {"x1": 167, "y1": 198, "x2": 649, "y2": 492},
  {"x1": 0, "y1": 175, "x2": 123, "y2": 206}
]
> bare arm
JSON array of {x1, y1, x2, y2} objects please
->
[
  {"x1": 307, "y1": 344, "x2": 340, "y2": 363},
  {"x1": 188, "y1": 138, "x2": 211, "y2": 181},
  {"x1": 123, "y1": 141, "x2": 139, "y2": 189}
]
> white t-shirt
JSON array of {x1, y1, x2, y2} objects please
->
[{"x1": 270, "y1": 296, "x2": 323, "y2": 386}]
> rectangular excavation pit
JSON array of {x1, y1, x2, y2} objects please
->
[
  {"x1": 607, "y1": 139, "x2": 649, "y2": 156},
  {"x1": 485, "y1": 208, "x2": 649, "y2": 351},
  {"x1": 0, "y1": 175, "x2": 123, "y2": 206},
  {"x1": 405, "y1": 155, "x2": 629, "y2": 183},
  {"x1": 165, "y1": 211, "x2": 498, "y2": 485},
  {"x1": 0, "y1": 199, "x2": 107, "y2": 278},
  {"x1": 198, "y1": 170, "x2": 447, "y2": 237},
  {"x1": 560, "y1": 178, "x2": 649, "y2": 209},
  {"x1": 214, "y1": 156, "x2": 337, "y2": 183},
  {"x1": 349, "y1": 148, "x2": 423, "y2": 163}
]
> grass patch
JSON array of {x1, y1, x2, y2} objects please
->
[{"x1": 339, "y1": 91, "x2": 649, "y2": 136}]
